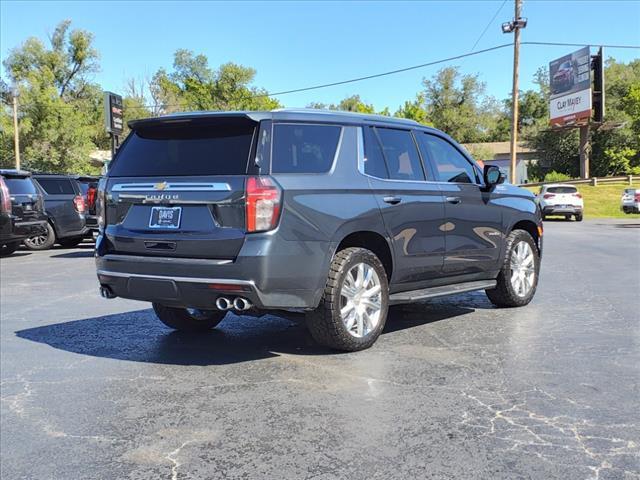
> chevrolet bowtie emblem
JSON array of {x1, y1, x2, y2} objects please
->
[{"x1": 154, "y1": 182, "x2": 168, "y2": 191}]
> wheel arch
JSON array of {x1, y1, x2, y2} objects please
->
[
  {"x1": 511, "y1": 219, "x2": 541, "y2": 252},
  {"x1": 333, "y1": 230, "x2": 393, "y2": 282}
]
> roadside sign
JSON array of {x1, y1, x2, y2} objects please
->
[
  {"x1": 103, "y1": 92, "x2": 124, "y2": 135},
  {"x1": 549, "y1": 47, "x2": 592, "y2": 127}
]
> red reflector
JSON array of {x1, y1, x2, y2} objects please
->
[{"x1": 207, "y1": 283, "x2": 249, "y2": 292}]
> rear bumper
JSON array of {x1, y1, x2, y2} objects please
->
[
  {"x1": 0, "y1": 218, "x2": 47, "y2": 244},
  {"x1": 621, "y1": 204, "x2": 640, "y2": 213},
  {"x1": 542, "y1": 205, "x2": 583, "y2": 215},
  {"x1": 95, "y1": 233, "x2": 335, "y2": 310}
]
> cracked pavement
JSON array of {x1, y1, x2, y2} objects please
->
[{"x1": 1, "y1": 219, "x2": 639, "y2": 479}]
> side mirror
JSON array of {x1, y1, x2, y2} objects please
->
[{"x1": 483, "y1": 165, "x2": 503, "y2": 188}]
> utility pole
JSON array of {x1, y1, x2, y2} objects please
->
[
  {"x1": 12, "y1": 88, "x2": 20, "y2": 170},
  {"x1": 509, "y1": 0, "x2": 521, "y2": 185},
  {"x1": 502, "y1": 0, "x2": 527, "y2": 184}
]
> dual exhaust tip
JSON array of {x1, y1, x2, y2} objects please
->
[
  {"x1": 100, "y1": 285, "x2": 251, "y2": 312},
  {"x1": 216, "y1": 296, "x2": 252, "y2": 312}
]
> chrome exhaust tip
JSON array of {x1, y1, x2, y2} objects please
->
[
  {"x1": 99, "y1": 286, "x2": 116, "y2": 299},
  {"x1": 215, "y1": 297, "x2": 233, "y2": 311},
  {"x1": 233, "y1": 297, "x2": 252, "y2": 311}
]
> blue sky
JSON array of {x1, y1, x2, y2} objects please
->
[{"x1": 1, "y1": 0, "x2": 639, "y2": 111}]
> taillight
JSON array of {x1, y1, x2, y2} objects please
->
[
  {"x1": 73, "y1": 195, "x2": 86, "y2": 213},
  {"x1": 635, "y1": 193, "x2": 640, "y2": 202},
  {"x1": 0, "y1": 177, "x2": 11, "y2": 213},
  {"x1": 543, "y1": 194, "x2": 555, "y2": 199},
  {"x1": 573, "y1": 193, "x2": 582, "y2": 199},
  {"x1": 245, "y1": 176, "x2": 282, "y2": 233},
  {"x1": 86, "y1": 186, "x2": 97, "y2": 209}
]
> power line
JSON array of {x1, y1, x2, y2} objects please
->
[
  {"x1": 470, "y1": 0, "x2": 508, "y2": 52},
  {"x1": 9, "y1": 40, "x2": 640, "y2": 110}
]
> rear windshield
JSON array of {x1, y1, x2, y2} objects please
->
[
  {"x1": 4, "y1": 177, "x2": 37, "y2": 194},
  {"x1": 547, "y1": 186, "x2": 577, "y2": 194},
  {"x1": 36, "y1": 178, "x2": 77, "y2": 195},
  {"x1": 109, "y1": 123, "x2": 255, "y2": 177},
  {"x1": 271, "y1": 124, "x2": 342, "y2": 174}
]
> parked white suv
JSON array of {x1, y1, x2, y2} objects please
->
[
  {"x1": 621, "y1": 188, "x2": 640, "y2": 214},
  {"x1": 537, "y1": 184, "x2": 584, "y2": 221}
]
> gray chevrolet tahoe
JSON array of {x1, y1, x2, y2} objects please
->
[{"x1": 95, "y1": 109, "x2": 543, "y2": 351}]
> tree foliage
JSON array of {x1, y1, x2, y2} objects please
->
[{"x1": 149, "y1": 49, "x2": 281, "y2": 114}]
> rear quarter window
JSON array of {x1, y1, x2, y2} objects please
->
[
  {"x1": 35, "y1": 178, "x2": 76, "y2": 195},
  {"x1": 271, "y1": 124, "x2": 342, "y2": 174},
  {"x1": 4, "y1": 177, "x2": 37, "y2": 194}
]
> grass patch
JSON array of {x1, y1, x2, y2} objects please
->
[{"x1": 524, "y1": 182, "x2": 638, "y2": 219}]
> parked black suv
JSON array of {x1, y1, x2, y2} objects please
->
[
  {"x1": 24, "y1": 174, "x2": 88, "y2": 250},
  {"x1": 95, "y1": 110, "x2": 543, "y2": 351},
  {"x1": 0, "y1": 170, "x2": 48, "y2": 256}
]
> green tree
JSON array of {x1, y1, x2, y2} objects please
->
[
  {"x1": 0, "y1": 20, "x2": 102, "y2": 173},
  {"x1": 150, "y1": 49, "x2": 281, "y2": 114}
]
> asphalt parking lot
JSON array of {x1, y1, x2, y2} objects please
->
[{"x1": 1, "y1": 219, "x2": 639, "y2": 480}]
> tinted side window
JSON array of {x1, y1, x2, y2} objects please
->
[
  {"x1": 375, "y1": 128, "x2": 425, "y2": 181},
  {"x1": 272, "y1": 124, "x2": 341, "y2": 173},
  {"x1": 420, "y1": 134, "x2": 477, "y2": 183},
  {"x1": 4, "y1": 177, "x2": 37, "y2": 194},
  {"x1": 36, "y1": 178, "x2": 76, "y2": 194},
  {"x1": 362, "y1": 127, "x2": 388, "y2": 178}
]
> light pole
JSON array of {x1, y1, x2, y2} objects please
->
[
  {"x1": 12, "y1": 87, "x2": 21, "y2": 170},
  {"x1": 502, "y1": 0, "x2": 527, "y2": 184}
]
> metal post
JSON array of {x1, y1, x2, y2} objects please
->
[
  {"x1": 508, "y1": 0, "x2": 522, "y2": 184},
  {"x1": 12, "y1": 93, "x2": 20, "y2": 170},
  {"x1": 579, "y1": 124, "x2": 590, "y2": 179}
]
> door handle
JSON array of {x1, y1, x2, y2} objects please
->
[
  {"x1": 446, "y1": 196, "x2": 462, "y2": 205},
  {"x1": 383, "y1": 196, "x2": 402, "y2": 205}
]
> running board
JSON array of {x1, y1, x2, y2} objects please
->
[{"x1": 388, "y1": 280, "x2": 497, "y2": 305}]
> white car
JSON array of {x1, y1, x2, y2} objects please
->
[
  {"x1": 621, "y1": 188, "x2": 640, "y2": 214},
  {"x1": 537, "y1": 184, "x2": 584, "y2": 221}
]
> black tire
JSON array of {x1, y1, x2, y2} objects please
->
[
  {"x1": 152, "y1": 303, "x2": 227, "y2": 332},
  {"x1": 575, "y1": 213, "x2": 583, "y2": 222},
  {"x1": 486, "y1": 229, "x2": 540, "y2": 308},
  {"x1": 541, "y1": 215, "x2": 546, "y2": 221},
  {"x1": 23, "y1": 223, "x2": 56, "y2": 250},
  {"x1": 58, "y1": 236, "x2": 84, "y2": 248},
  {"x1": 306, "y1": 247, "x2": 389, "y2": 352},
  {"x1": 0, "y1": 242, "x2": 19, "y2": 257},
  {"x1": 565, "y1": 215, "x2": 571, "y2": 221}
]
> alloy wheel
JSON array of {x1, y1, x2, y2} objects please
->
[
  {"x1": 340, "y1": 262, "x2": 382, "y2": 338},
  {"x1": 510, "y1": 241, "x2": 536, "y2": 297}
]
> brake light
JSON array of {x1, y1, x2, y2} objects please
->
[
  {"x1": 573, "y1": 193, "x2": 582, "y2": 199},
  {"x1": 0, "y1": 177, "x2": 11, "y2": 213},
  {"x1": 86, "y1": 186, "x2": 97, "y2": 209},
  {"x1": 543, "y1": 194, "x2": 555, "y2": 199},
  {"x1": 245, "y1": 176, "x2": 282, "y2": 232},
  {"x1": 73, "y1": 195, "x2": 86, "y2": 213}
]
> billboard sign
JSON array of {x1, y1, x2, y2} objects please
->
[
  {"x1": 549, "y1": 47, "x2": 592, "y2": 127},
  {"x1": 103, "y1": 92, "x2": 124, "y2": 135}
]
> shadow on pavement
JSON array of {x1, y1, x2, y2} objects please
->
[
  {"x1": 51, "y1": 250, "x2": 95, "y2": 259},
  {"x1": 0, "y1": 252, "x2": 32, "y2": 259},
  {"x1": 15, "y1": 299, "x2": 478, "y2": 366}
]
